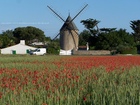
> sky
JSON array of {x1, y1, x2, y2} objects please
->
[{"x1": 0, "y1": 0, "x2": 140, "y2": 38}]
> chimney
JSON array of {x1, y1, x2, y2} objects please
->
[{"x1": 20, "y1": 40, "x2": 25, "y2": 45}]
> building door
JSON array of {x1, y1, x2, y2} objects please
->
[
  {"x1": 26, "y1": 49, "x2": 30, "y2": 54},
  {"x1": 12, "y1": 50, "x2": 16, "y2": 54}
]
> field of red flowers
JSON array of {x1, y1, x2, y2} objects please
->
[{"x1": 0, "y1": 55, "x2": 139, "y2": 105}]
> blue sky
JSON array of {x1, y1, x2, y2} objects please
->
[{"x1": 0, "y1": 0, "x2": 140, "y2": 38}]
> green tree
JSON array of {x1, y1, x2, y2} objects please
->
[
  {"x1": 96, "y1": 31, "x2": 120, "y2": 50},
  {"x1": 100, "y1": 28, "x2": 117, "y2": 33},
  {"x1": 13, "y1": 26, "x2": 46, "y2": 45},
  {"x1": 45, "y1": 37, "x2": 51, "y2": 42},
  {"x1": 81, "y1": 18, "x2": 100, "y2": 36},
  {"x1": 0, "y1": 35, "x2": 3, "y2": 48},
  {"x1": 47, "y1": 39, "x2": 60, "y2": 54},
  {"x1": 96, "y1": 29, "x2": 134, "y2": 50},
  {"x1": 117, "y1": 29, "x2": 134, "y2": 46},
  {"x1": 0, "y1": 35, "x2": 11, "y2": 48},
  {"x1": 81, "y1": 18, "x2": 100, "y2": 48},
  {"x1": 0, "y1": 30, "x2": 16, "y2": 48},
  {"x1": 130, "y1": 20, "x2": 140, "y2": 43},
  {"x1": 2, "y1": 30, "x2": 16, "y2": 45},
  {"x1": 79, "y1": 30, "x2": 91, "y2": 46}
]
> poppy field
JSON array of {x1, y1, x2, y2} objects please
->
[{"x1": 0, "y1": 55, "x2": 139, "y2": 105}]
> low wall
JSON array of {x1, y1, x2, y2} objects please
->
[{"x1": 73, "y1": 50, "x2": 111, "y2": 55}]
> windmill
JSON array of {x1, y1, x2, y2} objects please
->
[{"x1": 47, "y1": 4, "x2": 88, "y2": 55}]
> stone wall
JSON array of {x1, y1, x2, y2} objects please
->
[{"x1": 73, "y1": 50, "x2": 111, "y2": 55}]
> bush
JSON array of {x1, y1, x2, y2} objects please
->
[
  {"x1": 118, "y1": 45, "x2": 137, "y2": 54},
  {"x1": 47, "y1": 41, "x2": 60, "y2": 55},
  {"x1": 47, "y1": 47, "x2": 60, "y2": 55},
  {"x1": 136, "y1": 45, "x2": 140, "y2": 54},
  {"x1": 89, "y1": 46, "x2": 95, "y2": 50}
]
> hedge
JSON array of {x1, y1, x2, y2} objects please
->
[{"x1": 119, "y1": 47, "x2": 137, "y2": 54}]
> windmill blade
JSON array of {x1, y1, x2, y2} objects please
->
[
  {"x1": 70, "y1": 4, "x2": 88, "y2": 23},
  {"x1": 70, "y1": 21, "x2": 79, "y2": 36},
  {"x1": 52, "y1": 33, "x2": 60, "y2": 41},
  {"x1": 68, "y1": 28, "x2": 77, "y2": 49},
  {"x1": 73, "y1": 29, "x2": 79, "y2": 37},
  {"x1": 47, "y1": 6, "x2": 65, "y2": 22},
  {"x1": 61, "y1": 4, "x2": 88, "y2": 33}
]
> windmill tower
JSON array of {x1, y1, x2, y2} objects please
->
[
  {"x1": 47, "y1": 4, "x2": 88, "y2": 55},
  {"x1": 60, "y1": 15, "x2": 79, "y2": 51}
]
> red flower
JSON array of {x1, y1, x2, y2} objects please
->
[
  {"x1": 0, "y1": 92, "x2": 3, "y2": 99},
  {"x1": 83, "y1": 97, "x2": 86, "y2": 101},
  {"x1": 11, "y1": 87, "x2": 15, "y2": 91}
]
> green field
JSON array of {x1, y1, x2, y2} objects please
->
[{"x1": 0, "y1": 55, "x2": 139, "y2": 105}]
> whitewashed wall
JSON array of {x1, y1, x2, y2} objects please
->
[
  {"x1": 1, "y1": 41, "x2": 36, "y2": 54},
  {"x1": 59, "y1": 49, "x2": 72, "y2": 55}
]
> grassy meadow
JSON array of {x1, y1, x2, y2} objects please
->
[{"x1": 0, "y1": 55, "x2": 139, "y2": 105}]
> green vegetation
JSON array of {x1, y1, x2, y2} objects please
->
[{"x1": 79, "y1": 19, "x2": 140, "y2": 54}]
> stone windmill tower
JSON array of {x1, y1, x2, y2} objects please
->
[
  {"x1": 60, "y1": 15, "x2": 79, "y2": 51},
  {"x1": 47, "y1": 4, "x2": 88, "y2": 55}
]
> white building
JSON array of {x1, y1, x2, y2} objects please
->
[{"x1": 1, "y1": 40, "x2": 36, "y2": 54}]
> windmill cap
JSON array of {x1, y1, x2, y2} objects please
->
[{"x1": 60, "y1": 15, "x2": 79, "y2": 31}]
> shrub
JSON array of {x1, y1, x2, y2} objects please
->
[
  {"x1": 47, "y1": 47, "x2": 60, "y2": 55},
  {"x1": 117, "y1": 45, "x2": 137, "y2": 54}
]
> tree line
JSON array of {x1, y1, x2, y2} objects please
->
[
  {"x1": 79, "y1": 19, "x2": 140, "y2": 54},
  {"x1": 0, "y1": 26, "x2": 51, "y2": 48}
]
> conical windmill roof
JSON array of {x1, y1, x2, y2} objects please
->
[{"x1": 60, "y1": 15, "x2": 79, "y2": 31}]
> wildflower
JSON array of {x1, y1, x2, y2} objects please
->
[
  {"x1": 0, "y1": 92, "x2": 3, "y2": 99},
  {"x1": 11, "y1": 87, "x2": 15, "y2": 91},
  {"x1": 83, "y1": 97, "x2": 86, "y2": 101}
]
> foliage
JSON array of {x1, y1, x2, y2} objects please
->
[
  {"x1": 80, "y1": 18, "x2": 137, "y2": 51},
  {"x1": 117, "y1": 45, "x2": 137, "y2": 54},
  {"x1": 94, "y1": 29, "x2": 135, "y2": 50},
  {"x1": 81, "y1": 18, "x2": 100, "y2": 36},
  {"x1": 47, "y1": 39, "x2": 60, "y2": 54},
  {"x1": 0, "y1": 30, "x2": 16, "y2": 48},
  {"x1": 13, "y1": 26, "x2": 46, "y2": 45},
  {"x1": 130, "y1": 20, "x2": 140, "y2": 43},
  {"x1": 80, "y1": 18, "x2": 102, "y2": 48},
  {"x1": 0, "y1": 27, "x2": 48, "y2": 48},
  {"x1": 136, "y1": 44, "x2": 140, "y2": 54},
  {"x1": 79, "y1": 30, "x2": 90, "y2": 46},
  {"x1": 80, "y1": 18, "x2": 140, "y2": 52},
  {"x1": 0, "y1": 55, "x2": 139, "y2": 105},
  {"x1": 95, "y1": 31, "x2": 119, "y2": 50},
  {"x1": 100, "y1": 28, "x2": 117, "y2": 33},
  {"x1": 45, "y1": 36, "x2": 51, "y2": 42}
]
